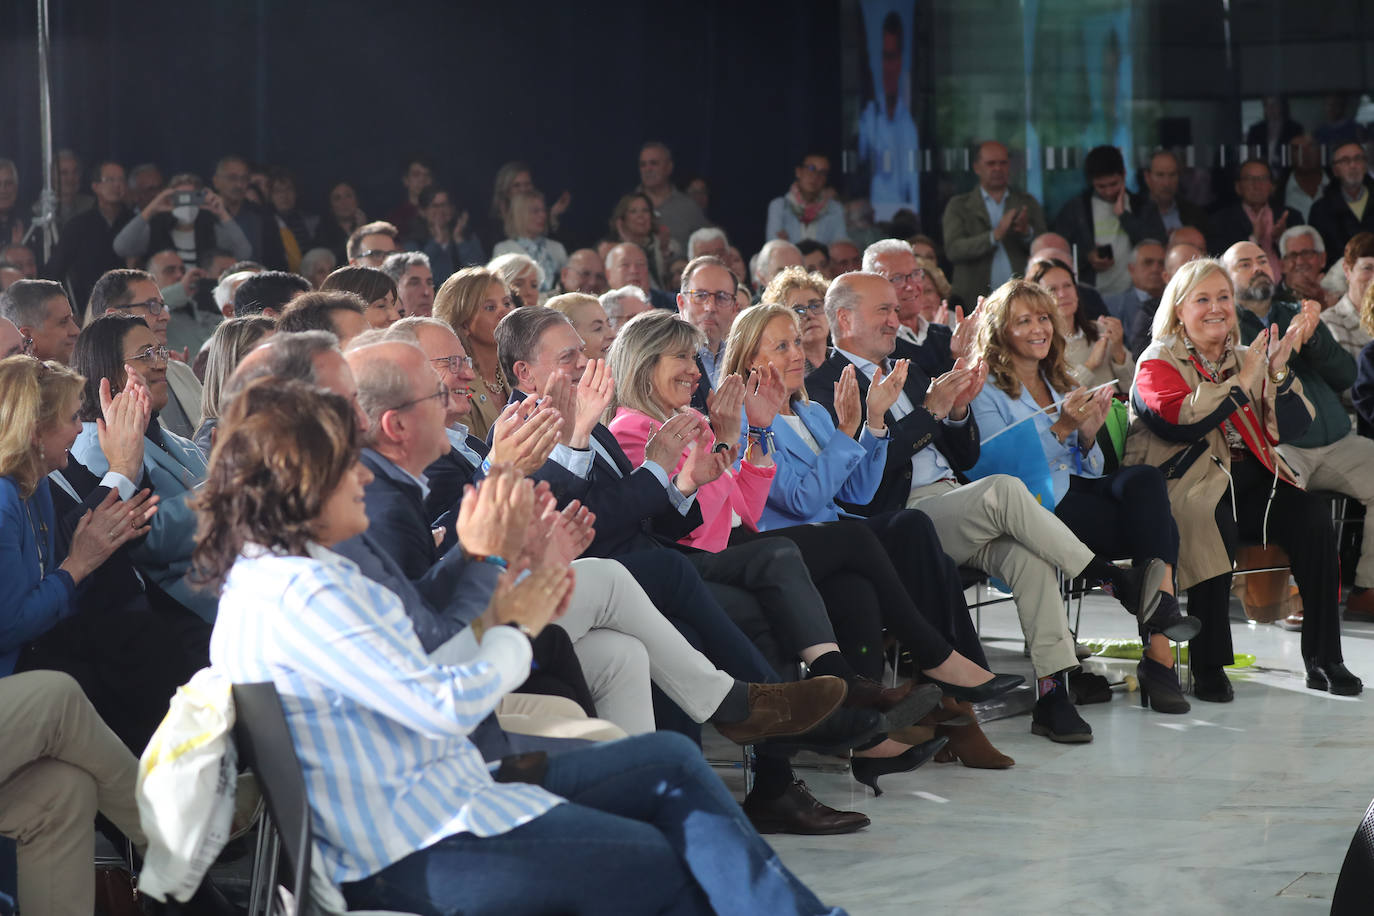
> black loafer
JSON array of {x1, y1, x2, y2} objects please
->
[
  {"x1": 1192, "y1": 666, "x2": 1234, "y2": 703},
  {"x1": 1306, "y1": 661, "x2": 1363, "y2": 696}
]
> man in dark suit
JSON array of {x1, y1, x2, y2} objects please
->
[
  {"x1": 1208, "y1": 159, "x2": 1303, "y2": 259},
  {"x1": 1052, "y1": 145, "x2": 1150, "y2": 292},
  {"x1": 1308, "y1": 142, "x2": 1374, "y2": 269},
  {"x1": 866, "y1": 238, "x2": 958, "y2": 378},
  {"x1": 941, "y1": 140, "x2": 1047, "y2": 303},
  {"x1": 1136, "y1": 150, "x2": 1209, "y2": 243},
  {"x1": 42, "y1": 160, "x2": 131, "y2": 314},
  {"x1": 806, "y1": 271, "x2": 1166, "y2": 744}
]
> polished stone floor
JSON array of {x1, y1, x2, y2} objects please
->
[{"x1": 718, "y1": 588, "x2": 1374, "y2": 915}]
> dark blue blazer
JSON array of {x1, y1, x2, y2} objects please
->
[
  {"x1": 804, "y1": 339, "x2": 980, "y2": 515},
  {"x1": 905, "y1": 322, "x2": 955, "y2": 378}
]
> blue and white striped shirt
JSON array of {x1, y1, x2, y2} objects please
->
[{"x1": 209, "y1": 544, "x2": 562, "y2": 884}]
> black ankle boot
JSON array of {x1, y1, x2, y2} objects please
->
[
  {"x1": 1305, "y1": 660, "x2": 1364, "y2": 696},
  {"x1": 1137, "y1": 656, "x2": 1190, "y2": 714},
  {"x1": 1192, "y1": 666, "x2": 1234, "y2": 703}
]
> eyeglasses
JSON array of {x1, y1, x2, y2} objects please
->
[
  {"x1": 1283, "y1": 249, "x2": 1324, "y2": 261},
  {"x1": 800, "y1": 163, "x2": 830, "y2": 177},
  {"x1": 884, "y1": 269, "x2": 925, "y2": 287},
  {"x1": 392, "y1": 381, "x2": 450, "y2": 412},
  {"x1": 126, "y1": 345, "x2": 170, "y2": 364},
  {"x1": 683, "y1": 288, "x2": 735, "y2": 307},
  {"x1": 356, "y1": 249, "x2": 395, "y2": 261},
  {"x1": 120, "y1": 298, "x2": 167, "y2": 316},
  {"x1": 792, "y1": 300, "x2": 824, "y2": 316},
  {"x1": 1334, "y1": 155, "x2": 1367, "y2": 167},
  {"x1": 431, "y1": 354, "x2": 474, "y2": 373}
]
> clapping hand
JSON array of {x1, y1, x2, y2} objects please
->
[
  {"x1": 644, "y1": 412, "x2": 700, "y2": 471},
  {"x1": 571, "y1": 359, "x2": 615, "y2": 448},
  {"x1": 832, "y1": 363, "x2": 862, "y2": 438},
  {"x1": 706, "y1": 374, "x2": 745, "y2": 447},
  {"x1": 60, "y1": 487, "x2": 158, "y2": 584},
  {"x1": 97, "y1": 372, "x2": 151, "y2": 480},
  {"x1": 456, "y1": 463, "x2": 533, "y2": 562},
  {"x1": 675, "y1": 423, "x2": 736, "y2": 495},
  {"x1": 950, "y1": 303, "x2": 981, "y2": 360},
  {"x1": 1290, "y1": 299, "x2": 1321, "y2": 352},
  {"x1": 866, "y1": 358, "x2": 909, "y2": 432},
  {"x1": 488, "y1": 397, "x2": 563, "y2": 475},
  {"x1": 539, "y1": 370, "x2": 577, "y2": 446},
  {"x1": 742, "y1": 364, "x2": 787, "y2": 428}
]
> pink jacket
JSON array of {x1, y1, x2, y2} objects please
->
[{"x1": 608, "y1": 407, "x2": 775, "y2": 552}]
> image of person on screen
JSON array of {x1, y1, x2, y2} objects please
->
[{"x1": 858, "y1": 6, "x2": 921, "y2": 222}]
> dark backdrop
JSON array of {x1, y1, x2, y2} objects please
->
[{"x1": 0, "y1": 0, "x2": 844, "y2": 253}]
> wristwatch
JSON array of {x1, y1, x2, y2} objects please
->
[
  {"x1": 1270, "y1": 367, "x2": 1289, "y2": 385},
  {"x1": 499, "y1": 621, "x2": 536, "y2": 641}
]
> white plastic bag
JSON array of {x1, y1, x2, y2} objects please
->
[{"x1": 136, "y1": 668, "x2": 238, "y2": 903}]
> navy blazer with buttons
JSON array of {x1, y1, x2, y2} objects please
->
[{"x1": 804, "y1": 339, "x2": 980, "y2": 515}]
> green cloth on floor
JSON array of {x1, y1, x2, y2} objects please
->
[{"x1": 1077, "y1": 638, "x2": 1256, "y2": 668}]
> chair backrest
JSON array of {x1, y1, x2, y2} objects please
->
[
  {"x1": 232, "y1": 682, "x2": 311, "y2": 911},
  {"x1": 1332, "y1": 795, "x2": 1374, "y2": 914}
]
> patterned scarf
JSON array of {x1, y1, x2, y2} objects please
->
[{"x1": 785, "y1": 182, "x2": 825, "y2": 226}]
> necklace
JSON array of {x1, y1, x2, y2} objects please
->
[{"x1": 23, "y1": 496, "x2": 48, "y2": 577}]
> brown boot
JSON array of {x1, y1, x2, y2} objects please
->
[
  {"x1": 933, "y1": 698, "x2": 1015, "y2": 769},
  {"x1": 715, "y1": 676, "x2": 847, "y2": 745}
]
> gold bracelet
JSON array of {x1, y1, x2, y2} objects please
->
[{"x1": 470, "y1": 616, "x2": 487, "y2": 644}]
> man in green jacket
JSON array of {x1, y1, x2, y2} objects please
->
[
  {"x1": 941, "y1": 141, "x2": 1046, "y2": 304},
  {"x1": 1225, "y1": 241, "x2": 1374, "y2": 621}
]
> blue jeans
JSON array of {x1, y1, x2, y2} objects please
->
[{"x1": 342, "y1": 732, "x2": 844, "y2": 916}]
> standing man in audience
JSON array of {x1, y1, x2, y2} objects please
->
[
  {"x1": 1052, "y1": 145, "x2": 1145, "y2": 294},
  {"x1": 126, "y1": 163, "x2": 164, "y2": 212},
  {"x1": 0, "y1": 279, "x2": 79, "y2": 364},
  {"x1": 147, "y1": 249, "x2": 216, "y2": 359},
  {"x1": 635, "y1": 142, "x2": 707, "y2": 250},
  {"x1": 113, "y1": 172, "x2": 252, "y2": 268},
  {"x1": 765, "y1": 153, "x2": 845, "y2": 244},
  {"x1": 558, "y1": 249, "x2": 608, "y2": 295},
  {"x1": 384, "y1": 157, "x2": 434, "y2": 242},
  {"x1": 606, "y1": 242, "x2": 674, "y2": 310},
  {"x1": 1283, "y1": 135, "x2": 1329, "y2": 223},
  {"x1": 382, "y1": 251, "x2": 436, "y2": 318},
  {"x1": 1208, "y1": 159, "x2": 1302, "y2": 270},
  {"x1": 942, "y1": 140, "x2": 1045, "y2": 304},
  {"x1": 1308, "y1": 142, "x2": 1374, "y2": 268},
  {"x1": 1222, "y1": 240, "x2": 1374, "y2": 622},
  {"x1": 1321, "y1": 232, "x2": 1374, "y2": 359},
  {"x1": 1103, "y1": 239, "x2": 1165, "y2": 337},
  {"x1": 212, "y1": 155, "x2": 286, "y2": 269},
  {"x1": 87, "y1": 269, "x2": 203, "y2": 438},
  {"x1": 1277, "y1": 226, "x2": 1331, "y2": 306},
  {"x1": 44, "y1": 160, "x2": 132, "y2": 313},
  {"x1": 347, "y1": 221, "x2": 400, "y2": 267},
  {"x1": 1137, "y1": 150, "x2": 1208, "y2": 240}
]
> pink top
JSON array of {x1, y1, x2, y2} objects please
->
[{"x1": 608, "y1": 406, "x2": 775, "y2": 552}]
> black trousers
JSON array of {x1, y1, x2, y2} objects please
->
[
  {"x1": 731, "y1": 519, "x2": 957, "y2": 682},
  {"x1": 1186, "y1": 458, "x2": 1343, "y2": 668},
  {"x1": 1054, "y1": 466, "x2": 1180, "y2": 565}
]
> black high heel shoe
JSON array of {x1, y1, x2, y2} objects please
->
[
  {"x1": 1140, "y1": 592, "x2": 1202, "y2": 642},
  {"x1": 851, "y1": 736, "x2": 949, "y2": 797},
  {"x1": 923, "y1": 673, "x2": 1024, "y2": 704},
  {"x1": 1137, "y1": 656, "x2": 1190, "y2": 714}
]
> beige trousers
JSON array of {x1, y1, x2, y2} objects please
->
[
  {"x1": 1280, "y1": 431, "x2": 1374, "y2": 588},
  {"x1": 906, "y1": 475, "x2": 1095, "y2": 678},
  {"x1": 495, "y1": 694, "x2": 628, "y2": 743},
  {"x1": 0, "y1": 671, "x2": 147, "y2": 916}
]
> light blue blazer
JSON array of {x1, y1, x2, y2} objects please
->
[
  {"x1": 970, "y1": 378, "x2": 1104, "y2": 506},
  {"x1": 0, "y1": 477, "x2": 76, "y2": 675},
  {"x1": 759, "y1": 400, "x2": 890, "y2": 529},
  {"x1": 70, "y1": 421, "x2": 215, "y2": 622}
]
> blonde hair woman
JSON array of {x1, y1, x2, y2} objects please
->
[
  {"x1": 491, "y1": 190, "x2": 566, "y2": 292},
  {"x1": 546, "y1": 292, "x2": 612, "y2": 360},
  {"x1": 971, "y1": 279, "x2": 1194, "y2": 713},
  {"x1": 487, "y1": 251, "x2": 544, "y2": 308},
  {"x1": 762, "y1": 266, "x2": 829, "y2": 372},
  {"x1": 195, "y1": 315, "x2": 276, "y2": 455},
  {"x1": 1126, "y1": 259, "x2": 1357, "y2": 701},
  {"x1": 433, "y1": 267, "x2": 515, "y2": 440}
]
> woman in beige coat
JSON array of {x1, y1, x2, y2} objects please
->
[{"x1": 1125, "y1": 258, "x2": 1359, "y2": 702}]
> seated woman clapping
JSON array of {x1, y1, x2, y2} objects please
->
[
  {"x1": 196, "y1": 377, "x2": 846, "y2": 916},
  {"x1": 722, "y1": 303, "x2": 1024, "y2": 773},
  {"x1": 970, "y1": 280, "x2": 1200, "y2": 713},
  {"x1": 1126, "y1": 258, "x2": 1359, "y2": 701},
  {"x1": 1031, "y1": 259, "x2": 1133, "y2": 395}
]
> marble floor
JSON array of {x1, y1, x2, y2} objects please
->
[{"x1": 717, "y1": 588, "x2": 1374, "y2": 916}]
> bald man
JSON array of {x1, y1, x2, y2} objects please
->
[
  {"x1": 560, "y1": 248, "x2": 608, "y2": 295},
  {"x1": 942, "y1": 141, "x2": 1046, "y2": 303},
  {"x1": 1028, "y1": 232, "x2": 1110, "y2": 322}
]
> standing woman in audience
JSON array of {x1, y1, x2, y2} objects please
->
[
  {"x1": 610, "y1": 192, "x2": 679, "y2": 291},
  {"x1": 320, "y1": 266, "x2": 401, "y2": 330},
  {"x1": 1126, "y1": 258, "x2": 1359, "y2": 700},
  {"x1": 487, "y1": 252, "x2": 544, "y2": 309},
  {"x1": 316, "y1": 180, "x2": 366, "y2": 265},
  {"x1": 195, "y1": 315, "x2": 277, "y2": 456},
  {"x1": 971, "y1": 279, "x2": 1198, "y2": 713},
  {"x1": 546, "y1": 293, "x2": 614, "y2": 360},
  {"x1": 762, "y1": 265, "x2": 831, "y2": 373},
  {"x1": 69, "y1": 314, "x2": 215, "y2": 624},
  {"x1": 723, "y1": 304, "x2": 1022, "y2": 771},
  {"x1": 610, "y1": 310, "x2": 1023, "y2": 791},
  {"x1": 1031, "y1": 259, "x2": 1133, "y2": 394},
  {"x1": 488, "y1": 160, "x2": 571, "y2": 239},
  {"x1": 433, "y1": 267, "x2": 515, "y2": 441},
  {"x1": 492, "y1": 190, "x2": 567, "y2": 293}
]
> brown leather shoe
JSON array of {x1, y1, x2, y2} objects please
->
[
  {"x1": 743, "y1": 780, "x2": 870, "y2": 835},
  {"x1": 843, "y1": 676, "x2": 913, "y2": 711},
  {"x1": 1346, "y1": 589, "x2": 1374, "y2": 622},
  {"x1": 714, "y1": 677, "x2": 847, "y2": 745},
  {"x1": 933, "y1": 698, "x2": 1014, "y2": 769}
]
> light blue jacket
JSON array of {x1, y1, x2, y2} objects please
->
[
  {"x1": 759, "y1": 400, "x2": 890, "y2": 529},
  {"x1": 0, "y1": 477, "x2": 76, "y2": 675},
  {"x1": 970, "y1": 378, "x2": 1104, "y2": 505},
  {"x1": 764, "y1": 196, "x2": 848, "y2": 245},
  {"x1": 70, "y1": 421, "x2": 215, "y2": 622}
]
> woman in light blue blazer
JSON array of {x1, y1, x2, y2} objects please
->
[
  {"x1": 69, "y1": 314, "x2": 215, "y2": 623},
  {"x1": 972, "y1": 279, "x2": 1195, "y2": 714},
  {"x1": 724, "y1": 304, "x2": 1023, "y2": 775}
]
